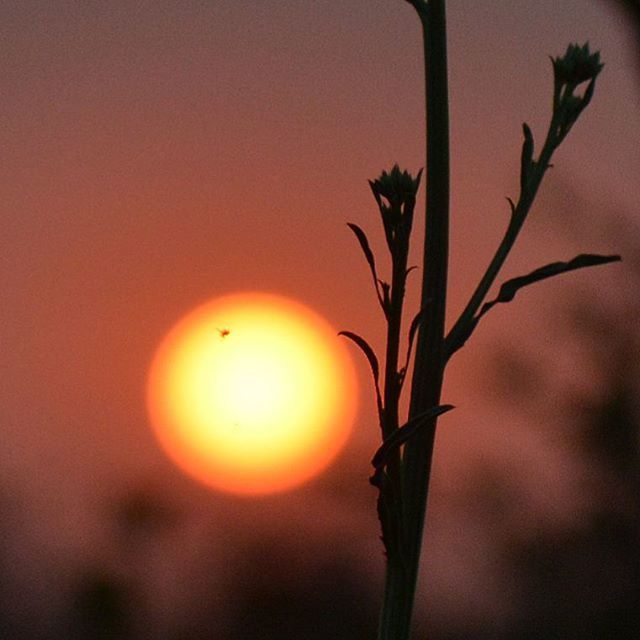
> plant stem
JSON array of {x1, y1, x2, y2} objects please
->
[
  {"x1": 383, "y1": 240, "x2": 409, "y2": 439},
  {"x1": 445, "y1": 117, "x2": 560, "y2": 359},
  {"x1": 379, "y1": 219, "x2": 411, "y2": 573},
  {"x1": 379, "y1": 1, "x2": 450, "y2": 638},
  {"x1": 374, "y1": 10, "x2": 609, "y2": 638}
]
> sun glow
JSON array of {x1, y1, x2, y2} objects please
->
[{"x1": 147, "y1": 292, "x2": 358, "y2": 495}]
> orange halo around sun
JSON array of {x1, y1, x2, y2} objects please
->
[{"x1": 146, "y1": 292, "x2": 358, "y2": 496}]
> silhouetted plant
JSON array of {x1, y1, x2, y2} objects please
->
[{"x1": 340, "y1": 2, "x2": 619, "y2": 638}]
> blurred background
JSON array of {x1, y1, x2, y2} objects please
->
[{"x1": 1, "y1": 1, "x2": 639, "y2": 638}]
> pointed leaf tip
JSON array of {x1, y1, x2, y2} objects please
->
[
  {"x1": 401, "y1": 305, "x2": 429, "y2": 382},
  {"x1": 520, "y1": 123, "x2": 535, "y2": 193},
  {"x1": 339, "y1": 330, "x2": 384, "y2": 421},
  {"x1": 346, "y1": 222, "x2": 375, "y2": 270},
  {"x1": 371, "y1": 404, "x2": 455, "y2": 470},
  {"x1": 338, "y1": 330, "x2": 380, "y2": 385},
  {"x1": 478, "y1": 253, "x2": 621, "y2": 319},
  {"x1": 347, "y1": 222, "x2": 386, "y2": 310}
]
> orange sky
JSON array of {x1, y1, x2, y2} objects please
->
[{"x1": 1, "y1": 1, "x2": 638, "y2": 636}]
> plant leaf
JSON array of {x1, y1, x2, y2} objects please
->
[
  {"x1": 400, "y1": 305, "x2": 429, "y2": 385},
  {"x1": 346, "y1": 222, "x2": 376, "y2": 273},
  {"x1": 347, "y1": 223, "x2": 384, "y2": 310},
  {"x1": 338, "y1": 330, "x2": 383, "y2": 418},
  {"x1": 520, "y1": 122, "x2": 534, "y2": 193},
  {"x1": 444, "y1": 253, "x2": 620, "y2": 362},
  {"x1": 370, "y1": 468, "x2": 401, "y2": 559},
  {"x1": 379, "y1": 279, "x2": 391, "y2": 315},
  {"x1": 406, "y1": 265, "x2": 418, "y2": 278},
  {"x1": 478, "y1": 253, "x2": 621, "y2": 319},
  {"x1": 444, "y1": 316, "x2": 478, "y2": 361},
  {"x1": 371, "y1": 404, "x2": 454, "y2": 470},
  {"x1": 338, "y1": 330, "x2": 379, "y2": 381}
]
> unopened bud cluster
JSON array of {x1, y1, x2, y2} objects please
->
[
  {"x1": 369, "y1": 165, "x2": 422, "y2": 253},
  {"x1": 551, "y1": 43, "x2": 603, "y2": 144},
  {"x1": 552, "y1": 43, "x2": 603, "y2": 87}
]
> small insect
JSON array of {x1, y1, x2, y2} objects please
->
[{"x1": 217, "y1": 327, "x2": 230, "y2": 339}]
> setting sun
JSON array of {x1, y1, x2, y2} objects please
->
[{"x1": 147, "y1": 292, "x2": 358, "y2": 495}]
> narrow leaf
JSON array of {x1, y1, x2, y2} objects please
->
[
  {"x1": 407, "y1": 306, "x2": 427, "y2": 355},
  {"x1": 581, "y1": 77, "x2": 597, "y2": 111},
  {"x1": 347, "y1": 223, "x2": 376, "y2": 273},
  {"x1": 368, "y1": 179, "x2": 383, "y2": 210},
  {"x1": 444, "y1": 315, "x2": 479, "y2": 361},
  {"x1": 372, "y1": 404, "x2": 454, "y2": 470},
  {"x1": 478, "y1": 253, "x2": 621, "y2": 319},
  {"x1": 379, "y1": 280, "x2": 391, "y2": 315},
  {"x1": 338, "y1": 330, "x2": 383, "y2": 419},
  {"x1": 406, "y1": 265, "x2": 418, "y2": 278},
  {"x1": 346, "y1": 223, "x2": 384, "y2": 310},
  {"x1": 338, "y1": 330, "x2": 379, "y2": 382},
  {"x1": 371, "y1": 469, "x2": 400, "y2": 558},
  {"x1": 400, "y1": 305, "x2": 429, "y2": 383},
  {"x1": 520, "y1": 122, "x2": 534, "y2": 193}
]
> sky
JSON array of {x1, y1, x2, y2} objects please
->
[{"x1": 1, "y1": 1, "x2": 639, "y2": 637}]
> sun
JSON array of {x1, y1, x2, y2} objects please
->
[{"x1": 146, "y1": 292, "x2": 358, "y2": 495}]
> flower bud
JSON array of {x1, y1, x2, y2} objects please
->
[
  {"x1": 369, "y1": 165, "x2": 423, "y2": 254},
  {"x1": 552, "y1": 42, "x2": 603, "y2": 87},
  {"x1": 369, "y1": 164, "x2": 422, "y2": 209}
]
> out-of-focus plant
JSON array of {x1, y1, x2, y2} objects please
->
[{"x1": 340, "y1": 3, "x2": 620, "y2": 638}]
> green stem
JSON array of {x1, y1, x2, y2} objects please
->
[
  {"x1": 383, "y1": 245, "x2": 408, "y2": 438},
  {"x1": 375, "y1": 13, "x2": 605, "y2": 639},
  {"x1": 445, "y1": 122, "x2": 559, "y2": 359},
  {"x1": 377, "y1": 234, "x2": 410, "y2": 635},
  {"x1": 379, "y1": 1, "x2": 450, "y2": 638},
  {"x1": 445, "y1": 209, "x2": 526, "y2": 358},
  {"x1": 379, "y1": 557, "x2": 413, "y2": 639}
]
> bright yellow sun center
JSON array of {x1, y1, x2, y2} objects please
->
[{"x1": 147, "y1": 292, "x2": 358, "y2": 495}]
